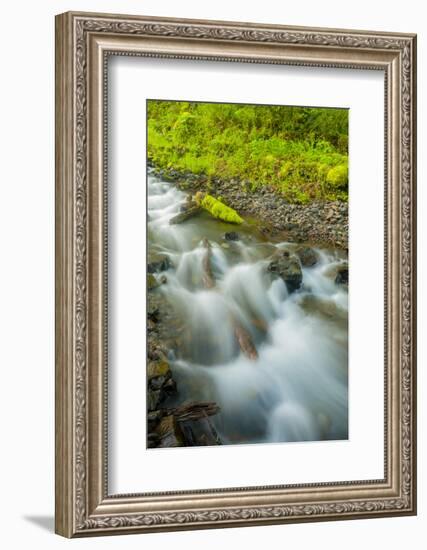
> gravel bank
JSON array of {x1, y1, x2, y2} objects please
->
[{"x1": 151, "y1": 166, "x2": 348, "y2": 250}]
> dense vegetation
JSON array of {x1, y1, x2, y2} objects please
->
[{"x1": 147, "y1": 100, "x2": 348, "y2": 203}]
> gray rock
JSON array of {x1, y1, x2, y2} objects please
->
[
  {"x1": 156, "y1": 415, "x2": 185, "y2": 447},
  {"x1": 147, "y1": 410, "x2": 164, "y2": 431},
  {"x1": 335, "y1": 266, "x2": 348, "y2": 286},
  {"x1": 147, "y1": 273, "x2": 159, "y2": 290},
  {"x1": 296, "y1": 246, "x2": 319, "y2": 267},
  {"x1": 224, "y1": 231, "x2": 239, "y2": 241},
  {"x1": 268, "y1": 251, "x2": 303, "y2": 293},
  {"x1": 147, "y1": 254, "x2": 171, "y2": 273},
  {"x1": 324, "y1": 262, "x2": 349, "y2": 286},
  {"x1": 147, "y1": 305, "x2": 160, "y2": 322},
  {"x1": 147, "y1": 432, "x2": 160, "y2": 447},
  {"x1": 147, "y1": 389, "x2": 161, "y2": 412}
]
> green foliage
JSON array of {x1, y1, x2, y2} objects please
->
[
  {"x1": 147, "y1": 100, "x2": 349, "y2": 203},
  {"x1": 195, "y1": 193, "x2": 244, "y2": 224},
  {"x1": 327, "y1": 163, "x2": 348, "y2": 188}
]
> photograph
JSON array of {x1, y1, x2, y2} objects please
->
[
  {"x1": 53, "y1": 9, "x2": 416, "y2": 538},
  {"x1": 146, "y1": 100, "x2": 349, "y2": 448}
]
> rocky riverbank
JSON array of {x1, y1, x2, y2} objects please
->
[{"x1": 150, "y1": 165, "x2": 348, "y2": 250}]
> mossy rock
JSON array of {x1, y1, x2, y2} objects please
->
[
  {"x1": 147, "y1": 359, "x2": 170, "y2": 380},
  {"x1": 195, "y1": 192, "x2": 243, "y2": 224},
  {"x1": 147, "y1": 273, "x2": 159, "y2": 290}
]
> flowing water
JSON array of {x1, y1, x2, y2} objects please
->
[{"x1": 148, "y1": 172, "x2": 348, "y2": 445}]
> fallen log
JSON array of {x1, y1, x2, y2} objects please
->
[
  {"x1": 172, "y1": 401, "x2": 220, "y2": 422},
  {"x1": 201, "y1": 238, "x2": 215, "y2": 289},
  {"x1": 172, "y1": 401, "x2": 222, "y2": 446},
  {"x1": 200, "y1": 238, "x2": 258, "y2": 361},
  {"x1": 234, "y1": 321, "x2": 259, "y2": 360},
  {"x1": 195, "y1": 192, "x2": 244, "y2": 224},
  {"x1": 169, "y1": 205, "x2": 201, "y2": 224}
]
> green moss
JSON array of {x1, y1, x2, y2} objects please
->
[
  {"x1": 147, "y1": 101, "x2": 349, "y2": 203},
  {"x1": 147, "y1": 273, "x2": 159, "y2": 290},
  {"x1": 148, "y1": 360, "x2": 170, "y2": 379},
  {"x1": 196, "y1": 193, "x2": 243, "y2": 224},
  {"x1": 326, "y1": 163, "x2": 348, "y2": 189}
]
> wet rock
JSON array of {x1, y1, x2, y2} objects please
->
[
  {"x1": 150, "y1": 375, "x2": 168, "y2": 391},
  {"x1": 147, "y1": 273, "x2": 159, "y2": 290},
  {"x1": 163, "y1": 377, "x2": 177, "y2": 395},
  {"x1": 147, "y1": 359, "x2": 177, "y2": 411},
  {"x1": 335, "y1": 266, "x2": 348, "y2": 286},
  {"x1": 147, "y1": 273, "x2": 167, "y2": 290},
  {"x1": 148, "y1": 409, "x2": 164, "y2": 431},
  {"x1": 268, "y1": 251, "x2": 303, "y2": 293},
  {"x1": 148, "y1": 359, "x2": 171, "y2": 380},
  {"x1": 147, "y1": 389, "x2": 161, "y2": 412},
  {"x1": 147, "y1": 432, "x2": 161, "y2": 447},
  {"x1": 147, "y1": 319, "x2": 157, "y2": 332},
  {"x1": 147, "y1": 305, "x2": 160, "y2": 322},
  {"x1": 300, "y1": 294, "x2": 347, "y2": 322},
  {"x1": 173, "y1": 401, "x2": 222, "y2": 446},
  {"x1": 179, "y1": 417, "x2": 221, "y2": 446},
  {"x1": 324, "y1": 262, "x2": 348, "y2": 286},
  {"x1": 224, "y1": 231, "x2": 239, "y2": 241},
  {"x1": 296, "y1": 246, "x2": 319, "y2": 267},
  {"x1": 148, "y1": 254, "x2": 171, "y2": 273},
  {"x1": 284, "y1": 222, "x2": 298, "y2": 231},
  {"x1": 156, "y1": 415, "x2": 185, "y2": 447}
]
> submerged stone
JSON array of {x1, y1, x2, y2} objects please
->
[{"x1": 224, "y1": 231, "x2": 240, "y2": 241}]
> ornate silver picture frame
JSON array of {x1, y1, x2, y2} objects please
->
[{"x1": 55, "y1": 11, "x2": 417, "y2": 537}]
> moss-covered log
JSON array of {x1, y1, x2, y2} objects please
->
[{"x1": 196, "y1": 192, "x2": 243, "y2": 224}]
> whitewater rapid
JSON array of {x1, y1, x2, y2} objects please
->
[{"x1": 147, "y1": 172, "x2": 348, "y2": 445}]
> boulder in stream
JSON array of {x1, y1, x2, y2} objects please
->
[
  {"x1": 147, "y1": 254, "x2": 171, "y2": 273},
  {"x1": 174, "y1": 401, "x2": 222, "y2": 446},
  {"x1": 147, "y1": 359, "x2": 177, "y2": 412},
  {"x1": 335, "y1": 266, "x2": 348, "y2": 286},
  {"x1": 156, "y1": 415, "x2": 185, "y2": 447},
  {"x1": 296, "y1": 246, "x2": 319, "y2": 267},
  {"x1": 224, "y1": 231, "x2": 240, "y2": 241},
  {"x1": 267, "y1": 251, "x2": 303, "y2": 293},
  {"x1": 324, "y1": 262, "x2": 349, "y2": 287}
]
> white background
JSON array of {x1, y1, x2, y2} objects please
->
[
  {"x1": 110, "y1": 59, "x2": 384, "y2": 493},
  {"x1": 0, "y1": 0, "x2": 424, "y2": 548}
]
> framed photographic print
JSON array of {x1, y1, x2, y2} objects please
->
[{"x1": 55, "y1": 11, "x2": 417, "y2": 537}]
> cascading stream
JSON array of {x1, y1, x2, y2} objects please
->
[{"x1": 148, "y1": 172, "x2": 348, "y2": 445}]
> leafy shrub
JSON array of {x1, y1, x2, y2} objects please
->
[{"x1": 326, "y1": 163, "x2": 348, "y2": 190}]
